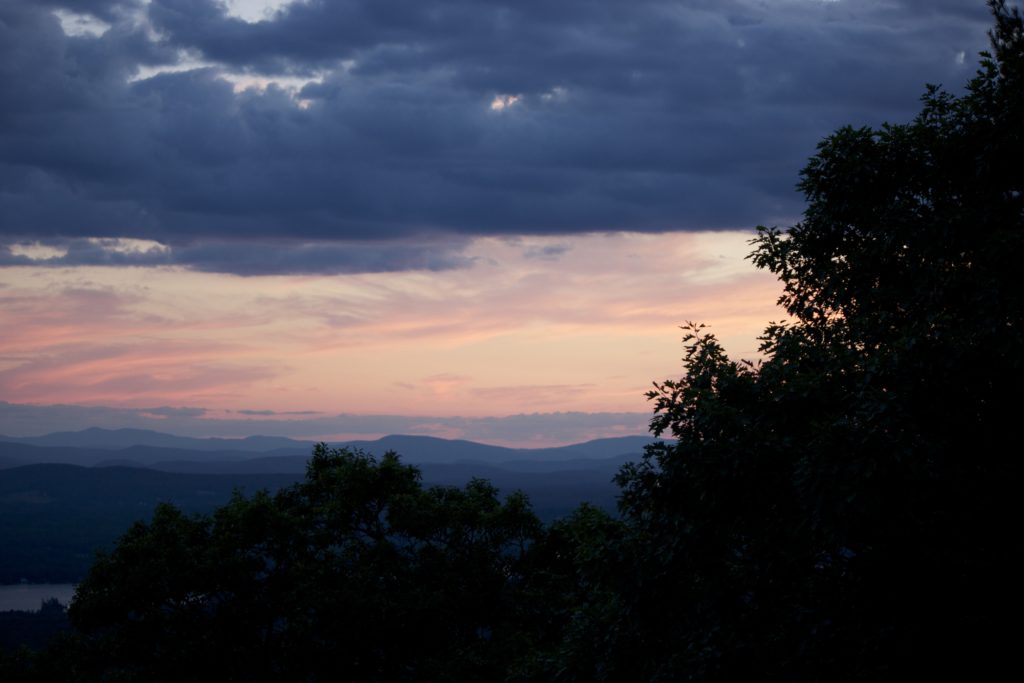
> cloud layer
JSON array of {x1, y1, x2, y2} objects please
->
[
  {"x1": 0, "y1": 0, "x2": 995, "y2": 274},
  {"x1": 0, "y1": 232, "x2": 782, "y2": 433}
]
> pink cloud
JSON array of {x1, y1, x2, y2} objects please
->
[{"x1": 0, "y1": 231, "x2": 783, "y2": 417}]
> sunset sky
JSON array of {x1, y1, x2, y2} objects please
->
[{"x1": 0, "y1": 1, "x2": 998, "y2": 446}]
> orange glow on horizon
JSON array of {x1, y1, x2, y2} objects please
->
[{"x1": 0, "y1": 232, "x2": 783, "y2": 418}]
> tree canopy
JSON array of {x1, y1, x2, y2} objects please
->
[
  {"x1": 607, "y1": 2, "x2": 1023, "y2": 678},
  {"x1": 51, "y1": 444, "x2": 546, "y2": 682}
]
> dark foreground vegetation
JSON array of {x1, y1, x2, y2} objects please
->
[
  {"x1": 3, "y1": 2, "x2": 1021, "y2": 680},
  {"x1": 0, "y1": 601, "x2": 71, "y2": 653},
  {"x1": 0, "y1": 454, "x2": 624, "y2": 584}
]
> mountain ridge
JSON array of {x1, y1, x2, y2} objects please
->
[{"x1": 0, "y1": 430, "x2": 663, "y2": 469}]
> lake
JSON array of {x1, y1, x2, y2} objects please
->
[{"x1": 0, "y1": 583, "x2": 77, "y2": 611}]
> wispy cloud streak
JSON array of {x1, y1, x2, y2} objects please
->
[{"x1": 0, "y1": 232, "x2": 781, "y2": 423}]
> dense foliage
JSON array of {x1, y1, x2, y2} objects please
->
[
  {"x1": 4, "y1": 2, "x2": 1020, "y2": 680},
  {"x1": 62, "y1": 445, "x2": 547, "y2": 682},
  {"x1": 606, "y1": 3, "x2": 1023, "y2": 677}
]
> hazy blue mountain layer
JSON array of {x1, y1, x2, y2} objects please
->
[{"x1": 0, "y1": 432, "x2": 653, "y2": 583}]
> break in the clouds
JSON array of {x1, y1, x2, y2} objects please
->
[
  {"x1": 0, "y1": 231, "x2": 782, "y2": 439},
  {"x1": 0, "y1": 0, "x2": 996, "y2": 274}
]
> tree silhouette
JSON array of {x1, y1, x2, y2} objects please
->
[
  {"x1": 63, "y1": 445, "x2": 543, "y2": 682},
  {"x1": 605, "y1": 2, "x2": 1023, "y2": 678}
]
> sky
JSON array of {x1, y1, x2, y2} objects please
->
[{"x1": 0, "y1": 0, "x2": 1000, "y2": 446}]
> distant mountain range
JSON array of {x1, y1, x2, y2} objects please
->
[
  {"x1": 0, "y1": 428, "x2": 663, "y2": 470},
  {"x1": 0, "y1": 429, "x2": 668, "y2": 582},
  {"x1": 0, "y1": 427, "x2": 314, "y2": 453}
]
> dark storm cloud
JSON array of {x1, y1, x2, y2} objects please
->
[
  {"x1": 0, "y1": 236, "x2": 473, "y2": 275},
  {"x1": 0, "y1": 0, "x2": 999, "y2": 274}
]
